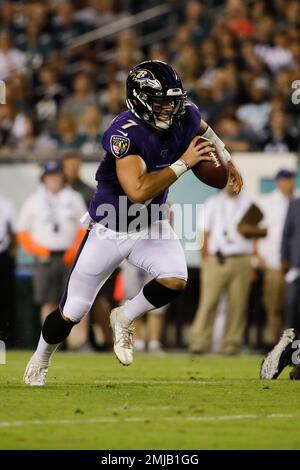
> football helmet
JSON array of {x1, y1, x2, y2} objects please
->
[{"x1": 126, "y1": 60, "x2": 187, "y2": 131}]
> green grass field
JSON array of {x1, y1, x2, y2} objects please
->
[{"x1": 1, "y1": 351, "x2": 300, "y2": 450}]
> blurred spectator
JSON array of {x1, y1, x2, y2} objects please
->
[
  {"x1": 236, "y1": 78, "x2": 271, "y2": 135},
  {"x1": 169, "y1": 24, "x2": 193, "y2": 59},
  {"x1": 216, "y1": 117, "x2": 258, "y2": 152},
  {"x1": 0, "y1": 104, "x2": 14, "y2": 151},
  {"x1": 0, "y1": 1, "x2": 20, "y2": 35},
  {"x1": 11, "y1": 115, "x2": 39, "y2": 152},
  {"x1": 92, "y1": 0, "x2": 126, "y2": 27},
  {"x1": 258, "y1": 169, "x2": 297, "y2": 346},
  {"x1": 51, "y1": 1, "x2": 87, "y2": 49},
  {"x1": 60, "y1": 73, "x2": 96, "y2": 127},
  {"x1": 62, "y1": 152, "x2": 95, "y2": 206},
  {"x1": 73, "y1": 0, "x2": 100, "y2": 28},
  {"x1": 149, "y1": 44, "x2": 169, "y2": 63},
  {"x1": 216, "y1": 29, "x2": 238, "y2": 62},
  {"x1": 261, "y1": 112, "x2": 299, "y2": 152},
  {"x1": 0, "y1": 103, "x2": 29, "y2": 153},
  {"x1": 175, "y1": 45, "x2": 199, "y2": 93},
  {"x1": 255, "y1": 15, "x2": 274, "y2": 46},
  {"x1": 239, "y1": 40, "x2": 266, "y2": 76},
  {"x1": 110, "y1": 30, "x2": 142, "y2": 83},
  {"x1": 255, "y1": 31, "x2": 293, "y2": 74},
  {"x1": 53, "y1": 112, "x2": 83, "y2": 151},
  {"x1": 189, "y1": 183, "x2": 259, "y2": 355},
  {"x1": 281, "y1": 0, "x2": 300, "y2": 28},
  {"x1": 17, "y1": 160, "x2": 88, "y2": 348},
  {"x1": 0, "y1": 195, "x2": 16, "y2": 344},
  {"x1": 78, "y1": 105, "x2": 103, "y2": 156},
  {"x1": 0, "y1": 31, "x2": 26, "y2": 80},
  {"x1": 225, "y1": 0, "x2": 254, "y2": 38},
  {"x1": 6, "y1": 71, "x2": 30, "y2": 113},
  {"x1": 182, "y1": 1, "x2": 211, "y2": 44},
  {"x1": 16, "y1": 21, "x2": 54, "y2": 73},
  {"x1": 273, "y1": 70, "x2": 292, "y2": 100},
  {"x1": 196, "y1": 38, "x2": 218, "y2": 83},
  {"x1": 201, "y1": 64, "x2": 239, "y2": 124},
  {"x1": 34, "y1": 67, "x2": 67, "y2": 131}
]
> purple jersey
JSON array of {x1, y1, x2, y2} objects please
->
[{"x1": 89, "y1": 102, "x2": 201, "y2": 231}]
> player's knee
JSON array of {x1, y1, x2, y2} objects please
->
[
  {"x1": 42, "y1": 308, "x2": 79, "y2": 344},
  {"x1": 143, "y1": 278, "x2": 186, "y2": 309},
  {"x1": 157, "y1": 277, "x2": 187, "y2": 291},
  {"x1": 61, "y1": 296, "x2": 92, "y2": 323}
]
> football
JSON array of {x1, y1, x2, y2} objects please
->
[{"x1": 192, "y1": 136, "x2": 229, "y2": 189}]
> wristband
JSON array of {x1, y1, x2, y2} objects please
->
[
  {"x1": 179, "y1": 158, "x2": 190, "y2": 170},
  {"x1": 169, "y1": 159, "x2": 189, "y2": 178}
]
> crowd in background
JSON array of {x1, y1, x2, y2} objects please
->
[{"x1": 0, "y1": 0, "x2": 300, "y2": 158}]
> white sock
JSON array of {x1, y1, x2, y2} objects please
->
[
  {"x1": 35, "y1": 334, "x2": 61, "y2": 365},
  {"x1": 123, "y1": 290, "x2": 155, "y2": 322},
  {"x1": 148, "y1": 340, "x2": 162, "y2": 352},
  {"x1": 133, "y1": 339, "x2": 146, "y2": 351}
]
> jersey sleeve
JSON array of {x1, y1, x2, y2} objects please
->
[{"x1": 102, "y1": 118, "x2": 143, "y2": 159}]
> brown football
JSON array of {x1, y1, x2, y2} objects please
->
[{"x1": 192, "y1": 136, "x2": 229, "y2": 189}]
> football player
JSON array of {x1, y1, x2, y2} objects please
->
[{"x1": 24, "y1": 60, "x2": 243, "y2": 385}]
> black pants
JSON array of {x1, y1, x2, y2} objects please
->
[
  {"x1": 0, "y1": 250, "x2": 15, "y2": 344},
  {"x1": 286, "y1": 277, "x2": 300, "y2": 332}
]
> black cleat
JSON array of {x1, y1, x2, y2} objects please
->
[{"x1": 260, "y1": 328, "x2": 297, "y2": 379}]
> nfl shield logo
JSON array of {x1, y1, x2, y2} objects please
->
[{"x1": 110, "y1": 135, "x2": 130, "y2": 158}]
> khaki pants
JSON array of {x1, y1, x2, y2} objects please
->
[
  {"x1": 189, "y1": 255, "x2": 252, "y2": 354},
  {"x1": 263, "y1": 268, "x2": 285, "y2": 344}
]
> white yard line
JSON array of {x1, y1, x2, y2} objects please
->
[
  {"x1": 92, "y1": 380, "x2": 238, "y2": 385},
  {"x1": 0, "y1": 413, "x2": 297, "y2": 428}
]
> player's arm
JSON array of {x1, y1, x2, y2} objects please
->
[
  {"x1": 116, "y1": 137, "x2": 215, "y2": 204},
  {"x1": 200, "y1": 120, "x2": 243, "y2": 195}
]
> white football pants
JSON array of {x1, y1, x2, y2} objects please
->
[{"x1": 60, "y1": 219, "x2": 187, "y2": 322}]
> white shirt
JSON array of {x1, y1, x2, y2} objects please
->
[
  {"x1": 0, "y1": 196, "x2": 16, "y2": 253},
  {"x1": 0, "y1": 49, "x2": 26, "y2": 80},
  {"x1": 204, "y1": 191, "x2": 254, "y2": 256},
  {"x1": 254, "y1": 45, "x2": 292, "y2": 74},
  {"x1": 18, "y1": 185, "x2": 86, "y2": 251},
  {"x1": 258, "y1": 189, "x2": 296, "y2": 269},
  {"x1": 236, "y1": 102, "x2": 271, "y2": 133}
]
